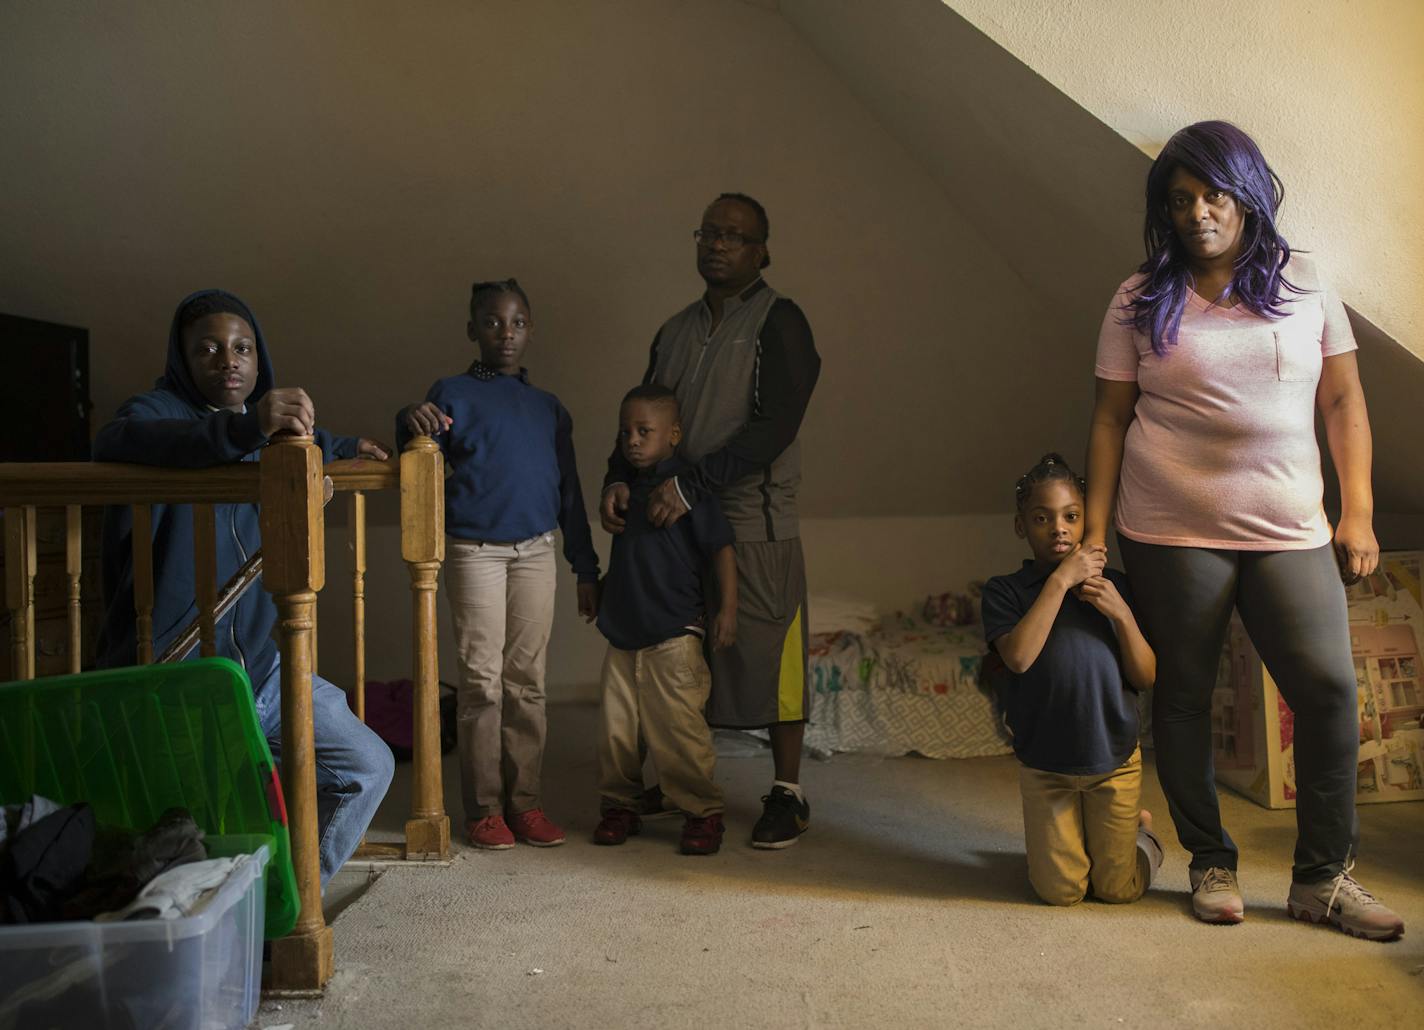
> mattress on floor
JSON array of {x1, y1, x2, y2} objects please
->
[{"x1": 805, "y1": 619, "x2": 1012, "y2": 759}]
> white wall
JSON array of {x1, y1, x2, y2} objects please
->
[{"x1": 946, "y1": 0, "x2": 1424, "y2": 356}]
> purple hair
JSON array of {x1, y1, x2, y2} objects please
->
[{"x1": 1124, "y1": 120, "x2": 1303, "y2": 355}]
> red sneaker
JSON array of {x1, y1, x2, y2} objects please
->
[
  {"x1": 508, "y1": 808, "x2": 566, "y2": 847},
  {"x1": 466, "y1": 814, "x2": 515, "y2": 850},
  {"x1": 593, "y1": 807, "x2": 642, "y2": 846},
  {"x1": 680, "y1": 813, "x2": 725, "y2": 855}
]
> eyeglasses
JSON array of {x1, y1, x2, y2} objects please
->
[{"x1": 693, "y1": 228, "x2": 764, "y2": 249}]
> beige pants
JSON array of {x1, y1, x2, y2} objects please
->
[
  {"x1": 598, "y1": 634, "x2": 722, "y2": 818},
  {"x1": 1019, "y1": 746, "x2": 1152, "y2": 906},
  {"x1": 446, "y1": 534, "x2": 557, "y2": 819}
]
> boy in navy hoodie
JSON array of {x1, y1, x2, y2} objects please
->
[{"x1": 94, "y1": 289, "x2": 394, "y2": 886}]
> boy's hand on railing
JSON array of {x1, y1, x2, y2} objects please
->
[
  {"x1": 402, "y1": 402, "x2": 453, "y2": 437},
  {"x1": 576, "y1": 581, "x2": 599, "y2": 623},
  {"x1": 258, "y1": 388, "x2": 316, "y2": 437},
  {"x1": 355, "y1": 438, "x2": 391, "y2": 461},
  {"x1": 711, "y1": 605, "x2": 737, "y2": 650}
]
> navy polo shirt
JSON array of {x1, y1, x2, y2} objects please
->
[
  {"x1": 597, "y1": 455, "x2": 735, "y2": 652},
  {"x1": 981, "y1": 561, "x2": 1140, "y2": 776}
]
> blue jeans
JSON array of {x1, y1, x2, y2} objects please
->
[{"x1": 253, "y1": 655, "x2": 395, "y2": 887}]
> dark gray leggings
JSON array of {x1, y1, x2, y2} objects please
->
[{"x1": 1118, "y1": 538, "x2": 1359, "y2": 884}]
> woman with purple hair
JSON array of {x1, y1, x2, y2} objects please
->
[{"x1": 1082, "y1": 120, "x2": 1403, "y2": 940}]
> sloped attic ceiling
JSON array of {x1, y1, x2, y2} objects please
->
[{"x1": 775, "y1": 0, "x2": 1424, "y2": 518}]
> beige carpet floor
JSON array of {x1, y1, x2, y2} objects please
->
[{"x1": 258, "y1": 703, "x2": 1423, "y2": 1029}]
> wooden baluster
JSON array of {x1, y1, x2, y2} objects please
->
[
  {"x1": 193, "y1": 504, "x2": 218, "y2": 658},
  {"x1": 401, "y1": 436, "x2": 450, "y2": 860},
  {"x1": 132, "y1": 505, "x2": 156, "y2": 664},
  {"x1": 260, "y1": 433, "x2": 333, "y2": 992},
  {"x1": 4, "y1": 506, "x2": 37, "y2": 680},
  {"x1": 350, "y1": 491, "x2": 367, "y2": 721},
  {"x1": 65, "y1": 506, "x2": 83, "y2": 674}
]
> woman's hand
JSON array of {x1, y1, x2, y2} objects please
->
[
  {"x1": 1332, "y1": 514, "x2": 1379, "y2": 585},
  {"x1": 402, "y1": 402, "x2": 452, "y2": 437},
  {"x1": 1050, "y1": 543, "x2": 1107, "y2": 590}
]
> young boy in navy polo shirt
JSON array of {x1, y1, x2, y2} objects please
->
[
  {"x1": 981, "y1": 453, "x2": 1163, "y2": 906},
  {"x1": 398, "y1": 279, "x2": 600, "y2": 851},
  {"x1": 592, "y1": 384, "x2": 737, "y2": 855}
]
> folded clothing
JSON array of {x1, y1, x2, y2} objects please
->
[{"x1": 94, "y1": 856, "x2": 240, "y2": 922}]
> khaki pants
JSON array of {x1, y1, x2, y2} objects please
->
[
  {"x1": 1019, "y1": 746, "x2": 1156, "y2": 906},
  {"x1": 446, "y1": 534, "x2": 557, "y2": 819},
  {"x1": 598, "y1": 635, "x2": 722, "y2": 818}
]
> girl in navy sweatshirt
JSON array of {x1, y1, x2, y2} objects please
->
[{"x1": 397, "y1": 279, "x2": 599, "y2": 850}]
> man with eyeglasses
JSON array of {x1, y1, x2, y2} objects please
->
[{"x1": 601, "y1": 192, "x2": 821, "y2": 849}]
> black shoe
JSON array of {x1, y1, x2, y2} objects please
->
[{"x1": 751, "y1": 786, "x2": 809, "y2": 849}]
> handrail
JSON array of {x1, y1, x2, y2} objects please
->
[
  {"x1": 324, "y1": 457, "x2": 400, "y2": 493},
  {"x1": 0, "y1": 462, "x2": 261, "y2": 506},
  {"x1": 1, "y1": 441, "x2": 446, "y2": 992}
]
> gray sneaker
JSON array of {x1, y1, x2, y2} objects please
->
[
  {"x1": 1287, "y1": 872, "x2": 1405, "y2": 941},
  {"x1": 1189, "y1": 866, "x2": 1245, "y2": 924}
]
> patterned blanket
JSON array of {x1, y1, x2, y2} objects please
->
[{"x1": 805, "y1": 620, "x2": 1012, "y2": 759}]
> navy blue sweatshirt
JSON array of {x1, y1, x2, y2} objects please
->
[
  {"x1": 597, "y1": 455, "x2": 734, "y2": 651},
  {"x1": 93, "y1": 289, "x2": 357, "y2": 680},
  {"x1": 395, "y1": 363, "x2": 599, "y2": 582}
]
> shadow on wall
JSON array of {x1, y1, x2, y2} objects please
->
[{"x1": 1323, "y1": 310, "x2": 1424, "y2": 538}]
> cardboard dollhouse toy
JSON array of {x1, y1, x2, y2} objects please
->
[{"x1": 1211, "y1": 551, "x2": 1424, "y2": 809}]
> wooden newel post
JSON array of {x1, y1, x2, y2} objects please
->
[
  {"x1": 401, "y1": 435, "x2": 450, "y2": 860},
  {"x1": 260, "y1": 434, "x2": 334, "y2": 991}
]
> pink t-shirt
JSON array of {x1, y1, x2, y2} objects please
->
[{"x1": 1094, "y1": 256, "x2": 1356, "y2": 550}]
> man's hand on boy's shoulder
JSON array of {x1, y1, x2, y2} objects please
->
[
  {"x1": 257, "y1": 387, "x2": 315, "y2": 438},
  {"x1": 402, "y1": 402, "x2": 453, "y2": 438},
  {"x1": 711, "y1": 604, "x2": 737, "y2": 650},
  {"x1": 577, "y1": 580, "x2": 599, "y2": 623},
  {"x1": 600, "y1": 483, "x2": 630, "y2": 534},
  {"x1": 647, "y1": 478, "x2": 689, "y2": 528}
]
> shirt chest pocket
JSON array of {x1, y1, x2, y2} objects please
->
[{"x1": 1273, "y1": 323, "x2": 1323, "y2": 383}]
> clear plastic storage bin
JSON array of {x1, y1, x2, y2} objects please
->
[{"x1": 0, "y1": 841, "x2": 269, "y2": 1030}]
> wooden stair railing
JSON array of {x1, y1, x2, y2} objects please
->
[{"x1": 0, "y1": 433, "x2": 451, "y2": 993}]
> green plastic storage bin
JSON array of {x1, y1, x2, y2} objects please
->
[{"x1": 0, "y1": 658, "x2": 299, "y2": 938}]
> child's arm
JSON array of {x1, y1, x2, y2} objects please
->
[
  {"x1": 395, "y1": 398, "x2": 453, "y2": 453},
  {"x1": 710, "y1": 544, "x2": 738, "y2": 650},
  {"x1": 1077, "y1": 576, "x2": 1156, "y2": 691},
  {"x1": 992, "y1": 546, "x2": 1105, "y2": 673},
  {"x1": 552, "y1": 402, "x2": 602, "y2": 590},
  {"x1": 93, "y1": 393, "x2": 266, "y2": 468}
]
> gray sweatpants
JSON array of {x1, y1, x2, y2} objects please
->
[{"x1": 1118, "y1": 538, "x2": 1359, "y2": 884}]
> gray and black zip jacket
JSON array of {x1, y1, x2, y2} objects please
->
[
  {"x1": 606, "y1": 279, "x2": 819, "y2": 542},
  {"x1": 94, "y1": 289, "x2": 357, "y2": 681}
]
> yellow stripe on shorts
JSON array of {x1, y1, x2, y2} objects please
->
[{"x1": 777, "y1": 605, "x2": 806, "y2": 722}]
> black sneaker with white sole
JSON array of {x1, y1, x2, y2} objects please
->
[{"x1": 751, "y1": 786, "x2": 809, "y2": 849}]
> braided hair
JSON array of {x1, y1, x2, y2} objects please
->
[
  {"x1": 1014, "y1": 453, "x2": 1086, "y2": 512},
  {"x1": 469, "y1": 278, "x2": 531, "y2": 320}
]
